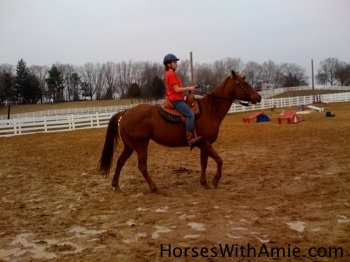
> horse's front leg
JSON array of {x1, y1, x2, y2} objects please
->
[
  {"x1": 200, "y1": 149, "x2": 210, "y2": 189},
  {"x1": 201, "y1": 142, "x2": 223, "y2": 188}
]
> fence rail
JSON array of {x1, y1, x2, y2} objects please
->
[
  {"x1": 0, "y1": 104, "x2": 141, "y2": 120},
  {"x1": 1, "y1": 86, "x2": 350, "y2": 120},
  {"x1": 1, "y1": 92, "x2": 350, "y2": 137},
  {"x1": 0, "y1": 112, "x2": 115, "y2": 136},
  {"x1": 257, "y1": 85, "x2": 350, "y2": 99}
]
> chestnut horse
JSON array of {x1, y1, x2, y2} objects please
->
[{"x1": 99, "y1": 70, "x2": 261, "y2": 193}]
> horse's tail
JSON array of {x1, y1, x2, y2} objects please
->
[{"x1": 99, "y1": 110, "x2": 125, "y2": 177}]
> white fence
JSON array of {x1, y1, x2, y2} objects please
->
[
  {"x1": 258, "y1": 85, "x2": 350, "y2": 99},
  {"x1": 1, "y1": 92, "x2": 350, "y2": 137},
  {"x1": 0, "y1": 103, "x2": 143, "y2": 120},
  {"x1": 0, "y1": 112, "x2": 116, "y2": 137},
  {"x1": 1, "y1": 86, "x2": 350, "y2": 120}
]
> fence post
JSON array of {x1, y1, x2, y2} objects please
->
[
  {"x1": 13, "y1": 119, "x2": 17, "y2": 135},
  {"x1": 44, "y1": 116, "x2": 47, "y2": 132},
  {"x1": 17, "y1": 119, "x2": 21, "y2": 135},
  {"x1": 71, "y1": 114, "x2": 75, "y2": 130},
  {"x1": 96, "y1": 112, "x2": 100, "y2": 127}
]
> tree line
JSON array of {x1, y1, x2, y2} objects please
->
[{"x1": 0, "y1": 57, "x2": 349, "y2": 105}]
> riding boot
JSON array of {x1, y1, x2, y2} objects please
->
[{"x1": 186, "y1": 131, "x2": 202, "y2": 146}]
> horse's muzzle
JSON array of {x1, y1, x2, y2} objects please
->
[{"x1": 251, "y1": 94, "x2": 262, "y2": 104}]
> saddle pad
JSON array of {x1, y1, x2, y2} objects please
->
[{"x1": 157, "y1": 105, "x2": 184, "y2": 122}]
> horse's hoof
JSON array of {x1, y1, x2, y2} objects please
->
[
  {"x1": 150, "y1": 187, "x2": 160, "y2": 194},
  {"x1": 112, "y1": 186, "x2": 122, "y2": 193},
  {"x1": 211, "y1": 180, "x2": 219, "y2": 188},
  {"x1": 201, "y1": 182, "x2": 210, "y2": 189}
]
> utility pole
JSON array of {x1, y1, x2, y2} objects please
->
[
  {"x1": 311, "y1": 59, "x2": 315, "y2": 103},
  {"x1": 190, "y1": 51, "x2": 194, "y2": 86},
  {"x1": 7, "y1": 103, "x2": 11, "y2": 120}
]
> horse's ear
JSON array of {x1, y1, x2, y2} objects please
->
[
  {"x1": 242, "y1": 75, "x2": 246, "y2": 80},
  {"x1": 231, "y1": 70, "x2": 236, "y2": 77}
]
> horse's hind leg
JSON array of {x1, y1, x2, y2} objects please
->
[
  {"x1": 136, "y1": 143, "x2": 159, "y2": 193},
  {"x1": 112, "y1": 144, "x2": 134, "y2": 191}
]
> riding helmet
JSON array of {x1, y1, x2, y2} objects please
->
[{"x1": 163, "y1": 54, "x2": 180, "y2": 66}]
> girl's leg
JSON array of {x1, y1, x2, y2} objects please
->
[{"x1": 172, "y1": 100, "x2": 194, "y2": 131}]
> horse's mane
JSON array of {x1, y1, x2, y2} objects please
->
[
  {"x1": 209, "y1": 76, "x2": 230, "y2": 97},
  {"x1": 198, "y1": 76, "x2": 232, "y2": 115}
]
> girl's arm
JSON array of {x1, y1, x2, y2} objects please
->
[{"x1": 173, "y1": 84, "x2": 195, "y2": 93}]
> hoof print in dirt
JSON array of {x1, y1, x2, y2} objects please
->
[{"x1": 172, "y1": 167, "x2": 193, "y2": 174}]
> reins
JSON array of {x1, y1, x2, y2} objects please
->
[
  {"x1": 193, "y1": 77, "x2": 252, "y2": 107},
  {"x1": 204, "y1": 93, "x2": 249, "y2": 106}
]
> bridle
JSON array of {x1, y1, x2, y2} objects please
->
[
  {"x1": 232, "y1": 79, "x2": 253, "y2": 106},
  {"x1": 233, "y1": 79, "x2": 252, "y2": 99},
  {"x1": 194, "y1": 76, "x2": 253, "y2": 106}
]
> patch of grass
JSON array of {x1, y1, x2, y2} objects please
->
[
  {"x1": 271, "y1": 90, "x2": 348, "y2": 98},
  {"x1": 0, "y1": 98, "x2": 148, "y2": 115}
]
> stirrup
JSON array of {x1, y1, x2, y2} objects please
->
[{"x1": 188, "y1": 135, "x2": 202, "y2": 146}]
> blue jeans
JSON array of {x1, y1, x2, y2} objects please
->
[{"x1": 171, "y1": 100, "x2": 194, "y2": 132}]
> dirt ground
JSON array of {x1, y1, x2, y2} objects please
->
[{"x1": 0, "y1": 103, "x2": 349, "y2": 261}]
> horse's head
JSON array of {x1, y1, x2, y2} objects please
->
[{"x1": 230, "y1": 70, "x2": 261, "y2": 104}]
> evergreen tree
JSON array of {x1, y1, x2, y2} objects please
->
[
  {"x1": 22, "y1": 73, "x2": 41, "y2": 104},
  {"x1": 151, "y1": 75, "x2": 165, "y2": 100},
  {"x1": 70, "y1": 72, "x2": 81, "y2": 101},
  {"x1": 80, "y1": 81, "x2": 91, "y2": 100},
  {"x1": 15, "y1": 59, "x2": 29, "y2": 103},
  {"x1": 45, "y1": 65, "x2": 63, "y2": 102},
  {"x1": 127, "y1": 82, "x2": 141, "y2": 103},
  {"x1": 0, "y1": 71, "x2": 14, "y2": 104}
]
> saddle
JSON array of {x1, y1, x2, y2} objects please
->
[{"x1": 158, "y1": 93, "x2": 200, "y2": 123}]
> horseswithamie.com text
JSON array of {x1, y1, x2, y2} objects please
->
[{"x1": 160, "y1": 243, "x2": 344, "y2": 259}]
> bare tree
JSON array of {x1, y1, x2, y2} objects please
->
[
  {"x1": 131, "y1": 61, "x2": 144, "y2": 86},
  {"x1": 317, "y1": 58, "x2": 339, "y2": 86},
  {"x1": 176, "y1": 59, "x2": 191, "y2": 86},
  {"x1": 212, "y1": 60, "x2": 228, "y2": 85},
  {"x1": 195, "y1": 63, "x2": 216, "y2": 93},
  {"x1": 211, "y1": 58, "x2": 244, "y2": 85},
  {"x1": 115, "y1": 61, "x2": 138, "y2": 99},
  {"x1": 94, "y1": 63, "x2": 104, "y2": 100},
  {"x1": 0, "y1": 64, "x2": 14, "y2": 104},
  {"x1": 79, "y1": 62, "x2": 97, "y2": 100},
  {"x1": 7, "y1": 55, "x2": 350, "y2": 103},
  {"x1": 55, "y1": 63, "x2": 75, "y2": 101},
  {"x1": 225, "y1": 57, "x2": 244, "y2": 73},
  {"x1": 334, "y1": 61, "x2": 350, "y2": 86},
  {"x1": 280, "y1": 63, "x2": 307, "y2": 87},
  {"x1": 260, "y1": 61, "x2": 276, "y2": 84},
  {"x1": 0, "y1": 64, "x2": 14, "y2": 74},
  {"x1": 243, "y1": 61, "x2": 261, "y2": 88},
  {"x1": 103, "y1": 62, "x2": 118, "y2": 99},
  {"x1": 270, "y1": 65, "x2": 284, "y2": 88}
]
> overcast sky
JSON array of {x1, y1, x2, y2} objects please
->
[{"x1": 1, "y1": 0, "x2": 349, "y2": 82}]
